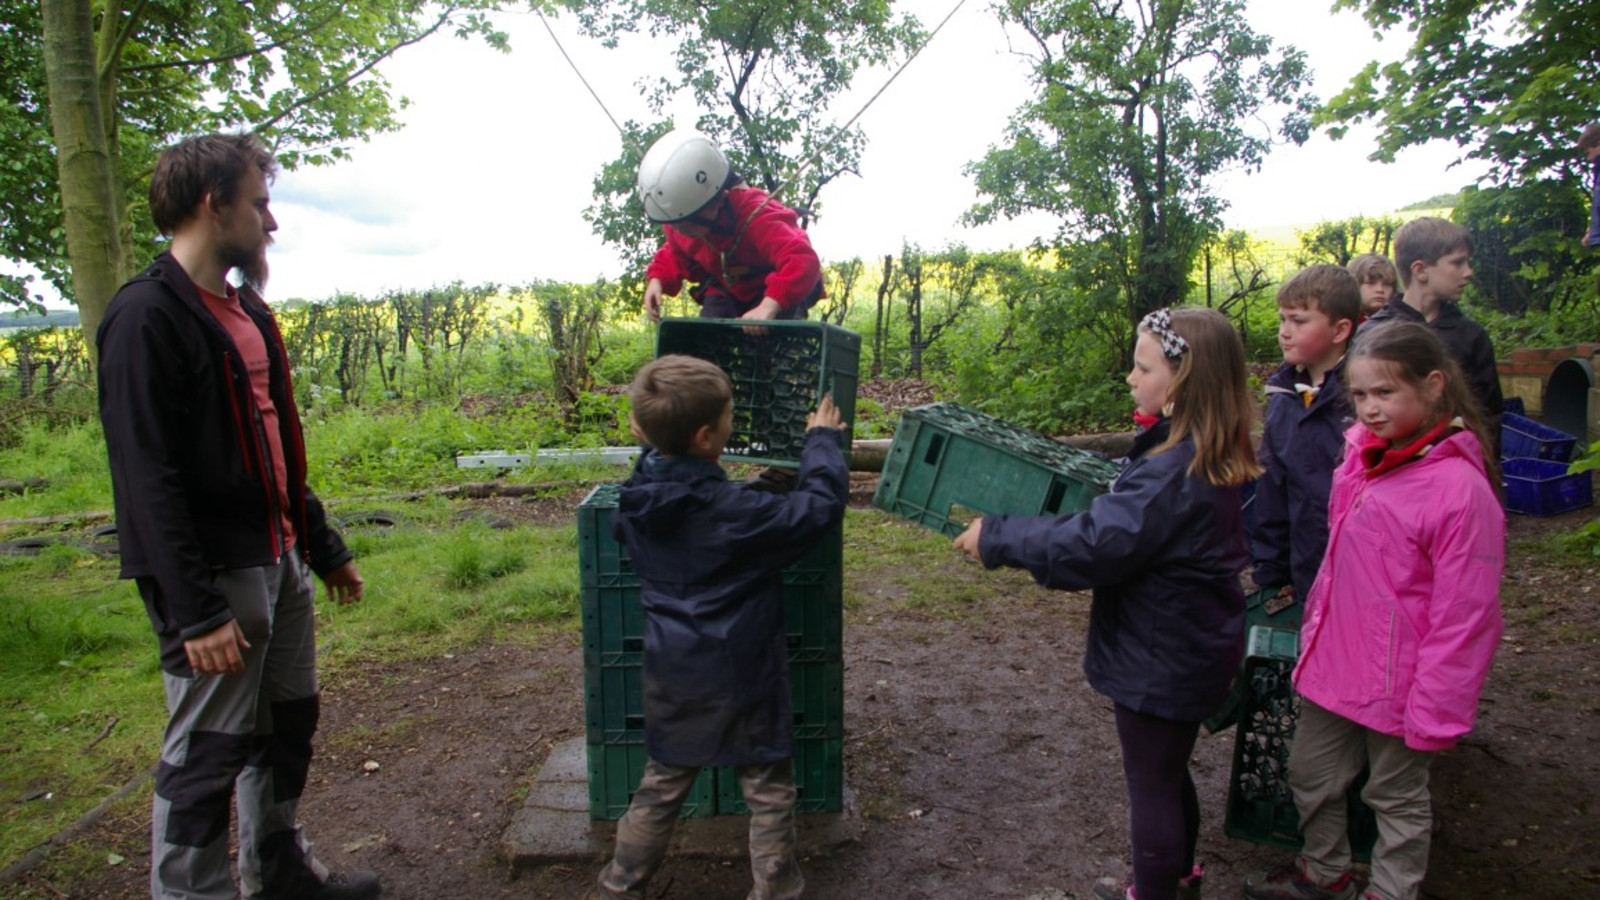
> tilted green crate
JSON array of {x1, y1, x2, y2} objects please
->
[
  {"x1": 655, "y1": 318, "x2": 860, "y2": 467},
  {"x1": 873, "y1": 402, "x2": 1121, "y2": 536}
]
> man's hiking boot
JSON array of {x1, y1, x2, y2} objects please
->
[{"x1": 274, "y1": 870, "x2": 382, "y2": 900}]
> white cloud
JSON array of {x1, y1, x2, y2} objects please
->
[{"x1": 217, "y1": 0, "x2": 1502, "y2": 301}]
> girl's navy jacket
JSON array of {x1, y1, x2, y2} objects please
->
[
  {"x1": 978, "y1": 420, "x2": 1249, "y2": 723},
  {"x1": 614, "y1": 429, "x2": 848, "y2": 767}
]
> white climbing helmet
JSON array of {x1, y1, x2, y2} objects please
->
[{"x1": 636, "y1": 129, "x2": 730, "y2": 223}]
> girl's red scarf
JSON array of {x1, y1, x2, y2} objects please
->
[
  {"x1": 1132, "y1": 408, "x2": 1162, "y2": 431},
  {"x1": 1358, "y1": 418, "x2": 1458, "y2": 479}
]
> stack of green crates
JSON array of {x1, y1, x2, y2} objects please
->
[
  {"x1": 873, "y1": 402, "x2": 1122, "y2": 536},
  {"x1": 656, "y1": 318, "x2": 861, "y2": 467},
  {"x1": 1225, "y1": 626, "x2": 1377, "y2": 856},
  {"x1": 578, "y1": 483, "x2": 845, "y2": 821}
]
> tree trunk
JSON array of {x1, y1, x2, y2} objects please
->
[{"x1": 40, "y1": 0, "x2": 124, "y2": 352}]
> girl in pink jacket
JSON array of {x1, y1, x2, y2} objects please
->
[{"x1": 1244, "y1": 321, "x2": 1504, "y2": 900}]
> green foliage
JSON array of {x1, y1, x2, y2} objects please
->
[
  {"x1": 6, "y1": 0, "x2": 520, "y2": 307},
  {"x1": 966, "y1": 0, "x2": 1315, "y2": 368},
  {"x1": 443, "y1": 528, "x2": 530, "y2": 589},
  {"x1": 559, "y1": 0, "x2": 923, "y2": 267},
  {"x1": 0, "y1": 549, "x2": 161, "y2": 867},
  {"x1": 1295, "y1": 215, "x2": 1404, "y2": 266},
  {"x1": 1321, "y1": 0, "x2": 1600, "y2": 182},
  {"x1": 1564, "y1": 442, "x2": 1600, "y2": 558},
  {"x1": 1453, "y1": 181, "x2": 1599, "y2": 314},
  {"x1": 0, "y1": 416, "x2": 110, "y2": 517},
  {"x1": 1399, "y1": 191, "x2": 1463, "y2": 211}
]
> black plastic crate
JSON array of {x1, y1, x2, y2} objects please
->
[
  {"x1": 1225, "y1": 627, "x2": 1376, "y2": 856},
  {"x1": 655, "y1": 318, "x2": 860, "y2": 467},
  {"x1": 873, "y1": 402, "x2": 1121, "y2": 536}
]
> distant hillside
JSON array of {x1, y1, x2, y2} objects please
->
[{"x1": 0, "y1": 310, "x2": 79, "y2": 330}]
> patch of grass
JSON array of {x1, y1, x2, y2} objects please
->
[
  {"x1": 0, "y1": 548, "x2": 163, "y2": 869},
  {"x1": 0, "y1": 509, "x2": 582, "y2": 872},
  {"x1": 0, "y1": 419, "x2": 114, "y2": 520},
  {"x1": 844, "y1": 509, "x2": 1043, "y2": 619}
]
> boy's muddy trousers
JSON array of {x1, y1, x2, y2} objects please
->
[{"x1": 597, "y1": 758, "x2": 803, "y2": 900}]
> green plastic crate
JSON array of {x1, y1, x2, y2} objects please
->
[
  {"x1": 579, "y1": 483, "x2": 846, "y2": 816},
  {"x1": 584, "y1": 657, "x2": 844, "y2": 747},
  {"x1": 1205, "y1": 607, "x2": 1298, "y2": 733},
  {"x1": 579, "y1": 483, "x2": 844, "y2": 664},
  {"x1": 1224, "y1": 627, "x2": 1376, "y2": 856},
  {"x1": 655, "y1": 318, "x2": 861, "y2": 467},
  {"x1": 873, "y1": 402, "x2": 1122, "y2": 536},
  {"x1": 585, "y1": 742, "x2": 719, "y2": 820},
  {"x1": 714, "y1": 737, "x2": 844, "y2": 816}
]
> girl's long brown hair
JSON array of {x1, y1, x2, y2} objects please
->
[
  {"x1": 1350, "y1": 321, "x2": 1500, "y2": 486},
  {"x1": 1148, "y1": 307, "x2": 1263, "y2": 487}
]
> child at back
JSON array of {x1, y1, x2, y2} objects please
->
[
  {"x1": 595, "y1": 355, "x2": 849, "y2": 900},
  {"x1": 1252, "y1": 265, "x2": 1361, "y2": 621},
  {"x1": 1346, "y1": 253, "x2": 1398, "y2": 320},
  {"x1": 1580, "y1": 123, "x2": 1600, "y2": 249},
  {"x1": 954, "y1": 308, "x2": 1261, "y2": 900},
  {"x1": 1243, "y1": 321, "x2": 1504, "y2": 900},
  {"x1": 1359, "y1": 217, "x2": 1504, "y2": 426}
]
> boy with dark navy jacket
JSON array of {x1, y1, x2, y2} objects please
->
[
  {"x1": 595, "y1": 355, "x2": 849, "y2": 900},
  {"x1": 1252, "y1": 265, "x2": 1361, "y2": 615}
]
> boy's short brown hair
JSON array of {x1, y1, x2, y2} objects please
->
[
  {"x1": 1393, "y1": 217, "x2": 1472, "y2": 288},
  {"x1": 1579, "y1": 123, "x2": 1600, "y2": 152},
  {"x1": 628, "y1": 355, "x2": 733, "y2": 456},
  {"x1": 1277, "y1": 264, "x2": 1361, "y2": 326},
  {"x1": 1347, "y1": 252, "x2": 1398, "y2": 288}
]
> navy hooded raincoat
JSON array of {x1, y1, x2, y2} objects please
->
[
  {"x1": 614, "y1": 429, "x2": 848, "y2": 767},
  {"x1": 977, "y1": 420, "x2": 1250, "y2": 722}
]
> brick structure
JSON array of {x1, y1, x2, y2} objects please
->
[{"x1": 1497, "y1": 343, "x2": 1600, "y2": 417}]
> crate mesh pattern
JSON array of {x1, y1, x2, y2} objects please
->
[{"x1": 656, "y1": 319, "x2": 860, "y2": 467}]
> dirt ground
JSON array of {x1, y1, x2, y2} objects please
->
[{"x1": 12, "y1": 477, "x2": 1600, "y2": 900}]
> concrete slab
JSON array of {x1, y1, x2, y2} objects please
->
[{"x1": 503, "y1": 738, "x2": 860, "y2": 870}]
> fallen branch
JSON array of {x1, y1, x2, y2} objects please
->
[
  {"x1": 0, "y1": 766, "x2": 154, "y2": 885},
  {"x1": 83, "y1": 717, "x2": 118, "y2": 752}
]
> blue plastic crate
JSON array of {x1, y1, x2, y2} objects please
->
[
  {"x1": 1501, "y1": 412, "x2": 1577, "y2": 462},
  {"x1": 873, "y1": 403, "x2": 1121, "y2": 537},
  {"x1": 655, "y1": 318, "x2": 860, "y2": 467},
  {"x1": 1503, "y1": 458, "x2": 1593, "y2": 517}
]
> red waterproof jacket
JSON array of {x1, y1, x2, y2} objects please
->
[{"x1": 645, "y1": 187, "x2": 822, "y2": 313}]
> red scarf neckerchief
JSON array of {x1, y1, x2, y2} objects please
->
[
  {"x1": 1132, "y1": 408, "x2": 1162, "y2": 431},
  {"x1": 1358, "y1": 417, "x2": 1459, "y2": 479}
]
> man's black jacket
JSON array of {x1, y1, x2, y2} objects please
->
[{"x1": 97, "y1": 253, "x2": 350, "y2": 644}]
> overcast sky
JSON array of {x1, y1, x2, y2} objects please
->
[{"x1": 19, "y1": 0, "x2": 1497, "y2": 308}]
